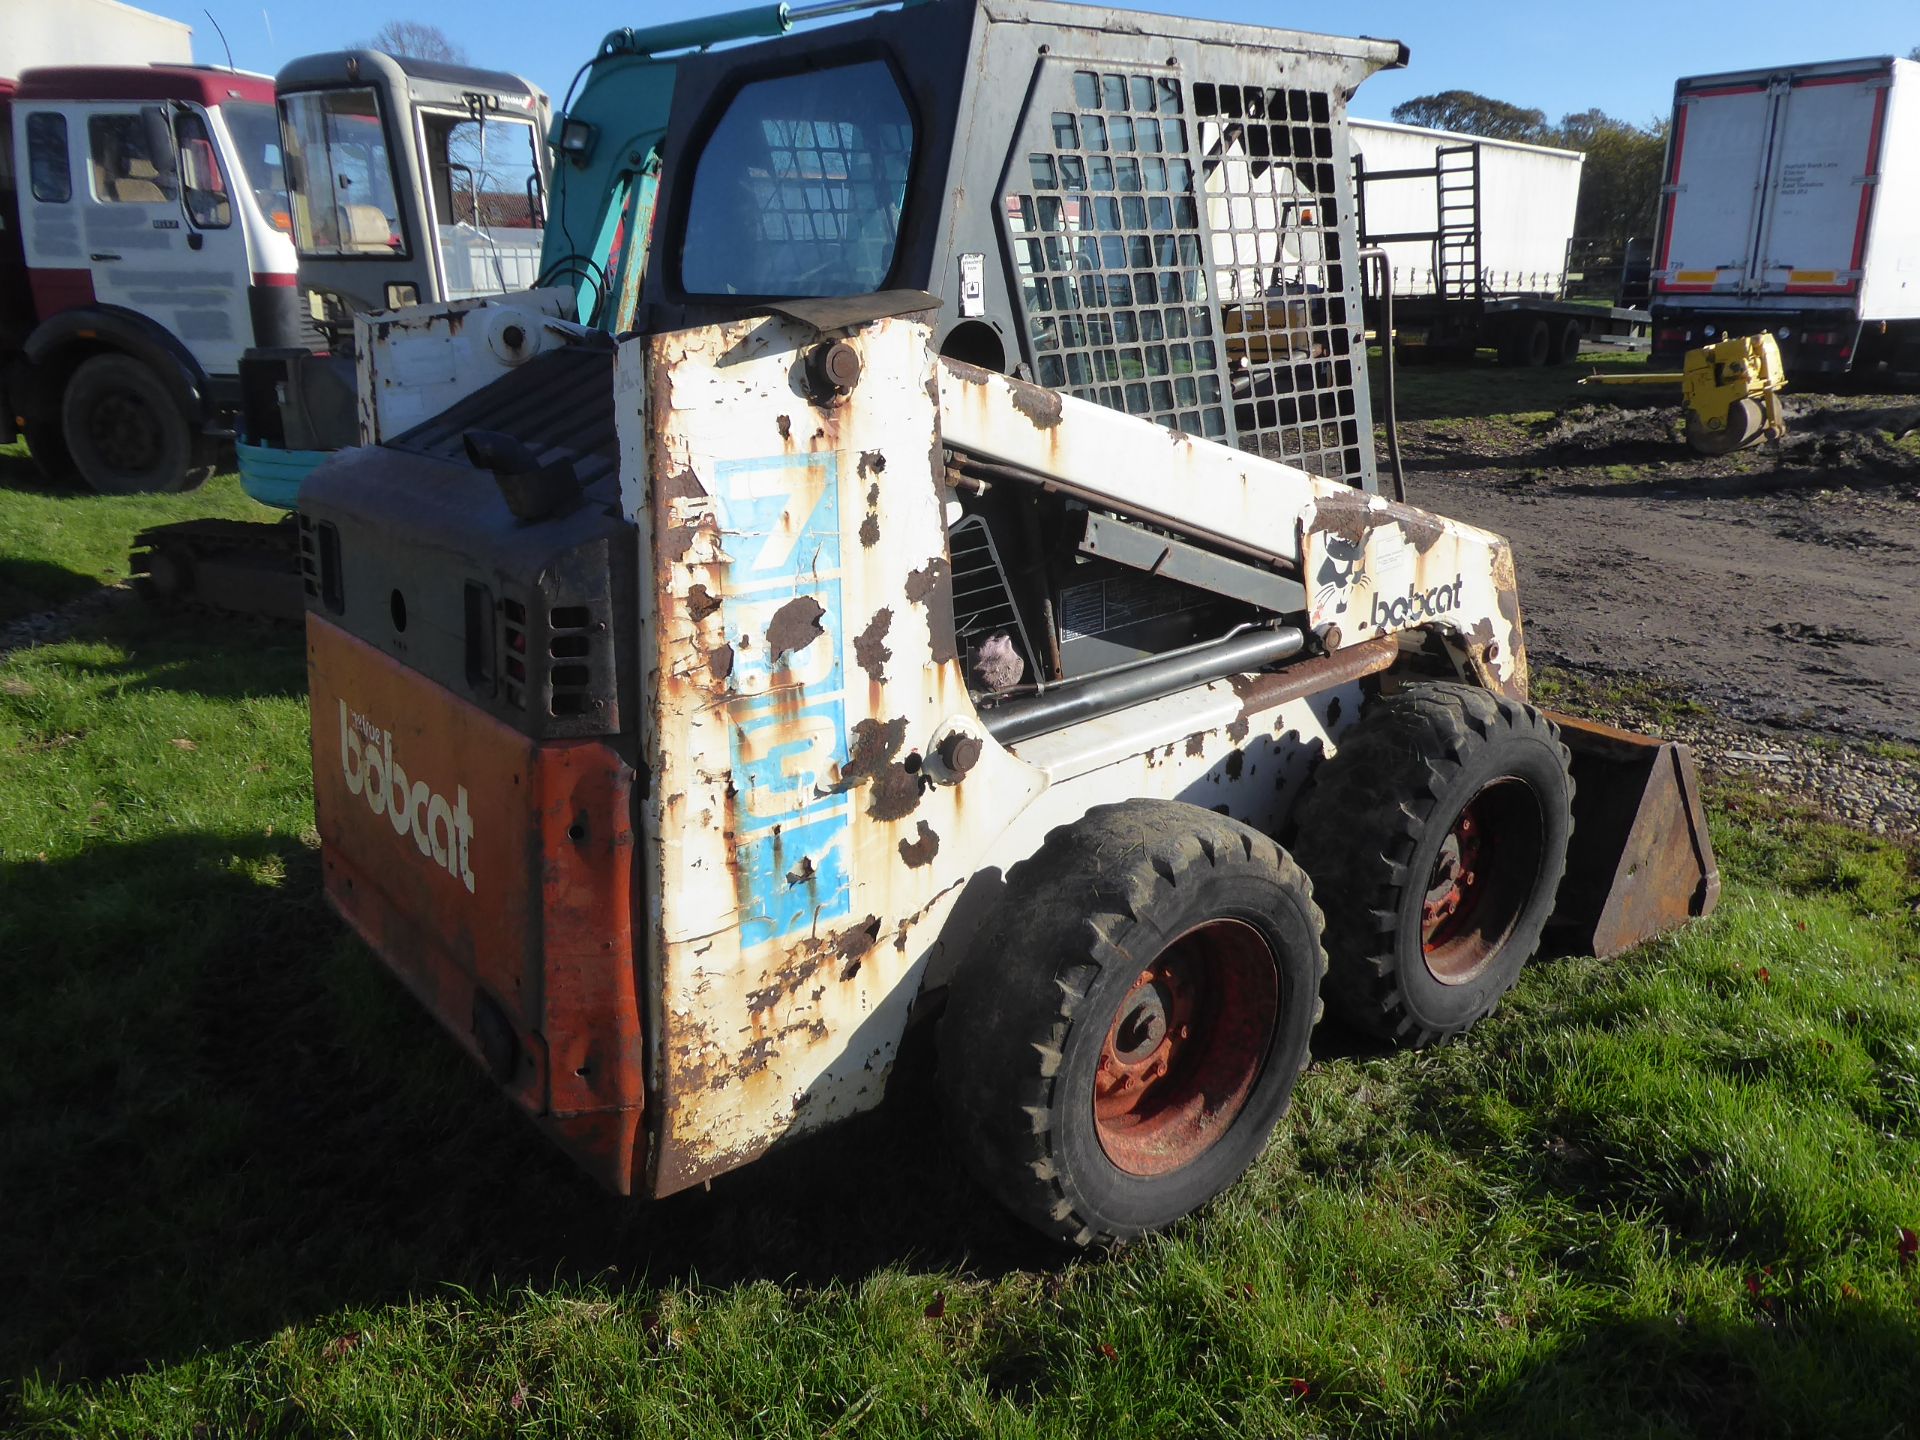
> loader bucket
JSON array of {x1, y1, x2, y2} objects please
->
[{"x1": 1547, "y1": 712, "x2": 1721, "y2": 958}]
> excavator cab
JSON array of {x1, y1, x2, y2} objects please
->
[{"x1": 298, "y1": 0, "x2": 1716, "y2": 1245}]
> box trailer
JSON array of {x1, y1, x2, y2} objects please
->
[
  {"x1": 1650, "y1": 55, "x2": 1920, "y2": 377},
  {"x1": 0, "y1": 0, "x2": 193, "y2": 78},
  {"x1": 1351, "y1": 119, "x2": 1582, "y2": 298},
  {"x1": 1351, "y1": 120, "x2": 1645, "y2": 364}
]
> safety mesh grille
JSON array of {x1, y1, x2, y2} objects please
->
[
  {"x1": 1000, "y1": 64, "x2": 1367, "y2": 487},
  {"x1": 1006, "y1": 71, "x2": 1226, "y2": 440},
  {"x1": 1194, "y1": 82, "x2": 1361, "y2": 482}
]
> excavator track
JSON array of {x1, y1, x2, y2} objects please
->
[{"x1": 130, "y1": 517, "x2": 306, "y2": 621}]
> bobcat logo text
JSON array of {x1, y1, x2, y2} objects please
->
[{"x1": 338, "y1": 701, "x2": 476, "y2": 892}]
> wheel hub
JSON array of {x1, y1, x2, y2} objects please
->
[
  {"x1": 1093, "y1": 918, "x2": 1279, "y2": 1177},
  {"x1": 1419, "y1": 780, "x2": 1541, "y2": 985},
  {"x1": 89, "y1": 390, "x2": 162, "y2": 473}
]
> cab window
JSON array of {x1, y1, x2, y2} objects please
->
[
  {"x1": 280, "y1": 87, "x2": 407, "y2": 257},
  {"x1": 681, "y1": 60, "x2": 914, "y2": 297},
  {"x1": 28, "y1": 113, "x2": 72, "y2": 203},
  {"x1": 175, "y1": 110, "x2": 231, "y2": 228},
  {"x1": 88, "y1": 113, "x2": 177, "y2": 205}
]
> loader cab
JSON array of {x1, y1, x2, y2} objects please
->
[
  {"x1": 275, "y1": 50, "x2": 550, "y2": 336},
  {"x1": 644, "y1": 0, "x2": 1395, "y2": 490}
]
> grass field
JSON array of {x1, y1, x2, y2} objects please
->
[{"x1": 3, "y1": 414, "x2": 1918, "y2": 1437}]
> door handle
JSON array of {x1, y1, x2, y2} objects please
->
[{"x1": 89, "y1": 252, "x2": 121, "y2": 262}]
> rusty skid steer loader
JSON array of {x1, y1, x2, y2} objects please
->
[{"x1": 297, "y1": 0, "x2": 1718, "y2": 1245}]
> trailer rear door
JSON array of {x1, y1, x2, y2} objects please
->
[
  {"x1": 1658, "y1": 65, "x2": 1889, "y2": 300},
  {"x1": 1751, "y1": 71, "x2": 1886, "y2": 296},
  {"x1": 1655, "y1": 83, "x2": 1771, "y2": 295}
]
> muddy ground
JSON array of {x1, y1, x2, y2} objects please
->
[{"x1": 1397, "y1": 387, "x2": 1920, "y2": 739}]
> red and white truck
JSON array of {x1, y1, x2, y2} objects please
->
[
  {"x1": 1, "y1": 58, "x2": 298, "y2": 491},
  {"x1": 1649, "y1": 55, "x2": 1920, "y2": 379}
]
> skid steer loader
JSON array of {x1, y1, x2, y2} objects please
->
[{"x1": 297, "y1": 0, "x2": 1718, "y2": 1246}]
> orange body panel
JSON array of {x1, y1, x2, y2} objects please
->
[{"x1": 307, "y1": 617, "x2": 647, "y2": 1192}]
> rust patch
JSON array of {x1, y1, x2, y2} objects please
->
[
  {"x1": 839, "y1": 716, "x2": 908, "y2": 787},
  {"x1": 866, "y1": 482, "x2": 880, "y2": 507},
  {"x1": 662, "y1": 523, "x2": 700, "y2": 560},
  {"x1": 1184, "y1": 733, "x2": 1206, "y2": 758},
  {"x1": 776, "y1": 414, "x2": 791, "y2": 440},
  {"x1": 904, "y1": 556, "x2": 958, "y2": 664},
  {"x1": 686, "y1": 583, "x2": 722, "y2": 621},
  {"x1": 857, "y1": 450, "x2": 888, "y2": 478},
  {"x1": 833, "y1": 913, "x2": 882, "y2": 960},
  {"x1": 709, "y1": 644, "x2": 735, "y2": 681},
  {"x1": 834, "y1": 914, "x2": 883, "y2": 980},
  {"x1": 854, "y1": 607, "x2": 893, "y2": 683},
  {"x1": 898, "y1": 820, "x2": 940, "y2": 868},
  {"x1": 767, "y1": 595, "x2": 826, "y2": 659},
  {"x1": 1226, "y1": 716, "x2": 1250, "y2": 745},
  {"x1": 1008, "y1": 381, "x2": 1064, "y2": 430},
  {"x1": 744, "y1": 951, "x2": 826, "y2": 1013},
  {"x1": 1326, "y1": 694, "x2": 1342, "y2": 727},
  {"x1": 859, "y1": 514, "x2": 881, "y2": 548},
  {"x1": 660, "y1": 468, "x2": 707, "y2": 501},
  {"x1": 1395, "y1": 510, "x2": 1445, "y2": 554},
  {"x1": 1306, "y1": 491, "x2": 1377, "y2": 547},
  {"x1": 1224, "y1": 750, "x2": 1244, "y2": 781},
  {"x1": 868, "y1": 764, "x2": 924, "y2": 822},
  {"x1": 1226, "y1": 635, "x2": 1397, "y2": 723}
]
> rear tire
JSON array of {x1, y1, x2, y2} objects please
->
[
  {"x1": 1292, "y1": 682, "x2": 1573, "y2": 1047},
  {"x1": 938, "y1": 800, "x2": 1325, "y2": 1247},
  {"x1": 1554, "y1": 318, "x2": 1584, "y2": 365},
  {"x1": 61, "y1": 354, "x2": 209, "y2": 495}
]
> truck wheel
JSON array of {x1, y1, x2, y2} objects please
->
[
  {"x1": 1499, "y1": 317, "x2": 1552, "y2": 368},
  {"x1": 1291, "y1": 682, "x2": 1572, "y2": 1047},
  {"x1": 938, "y1": 800, "x2": 1325, "y2": 1247},
  {"x1": 1554, "y1": 318, "x2": 1584, "y2": 365},
  {"x1": 60, "y1": 354, "x2": 210, "y2": 495}
]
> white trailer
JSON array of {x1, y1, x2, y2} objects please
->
[
  {"x1": 1650, "y1": 55, "x2": 1920, "y2": 377},
  {"x1": 1350, "y1": 119, "x2": 1584, "y2": 299},
  {"x1": 1348, "y1": 119, "x2": 1639, "y2": 365},
  {"x1": 0, "y1": 0, "x2": 192, "y2": 78}
]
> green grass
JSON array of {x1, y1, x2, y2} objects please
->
[
  {"x1": 4, "y1": 456, "x2": 1919, "y2": 1438},
  {"x1": 0, "y1": 443, "x2": 276, "y2": 624}
]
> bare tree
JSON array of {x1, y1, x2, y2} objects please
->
[{"x1": 359, "y1": 20, "x2": 467, "y2": 63}]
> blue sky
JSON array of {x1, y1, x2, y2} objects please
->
[{"x1": 151, "y1": 0, "x2": 1916, "y2": 128}]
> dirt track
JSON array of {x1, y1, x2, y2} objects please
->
[{"x1": 1399, "y1": 391, "x2": 1920, "y2": 745}]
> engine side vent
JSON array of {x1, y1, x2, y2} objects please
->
[
  {"x1": 547, "y1": 604, "x2": 598, "y2": 717},
  {"x1": 502, "y1": 597, "x2": 529, "y2": 709}
]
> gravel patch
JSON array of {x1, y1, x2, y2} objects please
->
[{"x1": 0, "y1": 584, "x2": 133, "y2": 662}]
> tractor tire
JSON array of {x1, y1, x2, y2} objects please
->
[
  {"x1": 938, "y1": 799, "x2": 1325, "y2": 1247},
  {"x1": 1291, "y1": 682, "x2": 1573, "y2": 1048},
  {"x1": 60, "y1": 354, "x2": 211, "y2": 495},
  {"x1": 1553, "y1": 318, "x2": 1584, "y2": 366}
]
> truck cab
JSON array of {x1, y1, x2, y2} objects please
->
[
  {"x1": 1, "y1": 64, "x2": 296, "y2": 492},
  {"x1": 237, "y1": 52, "x2": 550, "y2": 505}
]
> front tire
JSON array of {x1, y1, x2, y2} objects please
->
[
  {"x1": 61, "y1": 354, "x2": 210, "y2": 495},
  {"x1": 938, "y1": 800, "x2": 1325, "y2": 1247},
  {"x1": 1292, "y1": 682, "x2": 1573, "y2": 1047}
]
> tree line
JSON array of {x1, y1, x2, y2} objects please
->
[{"x1": 1388, "y1": 91, "x2": 1666, "y2": 248}]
